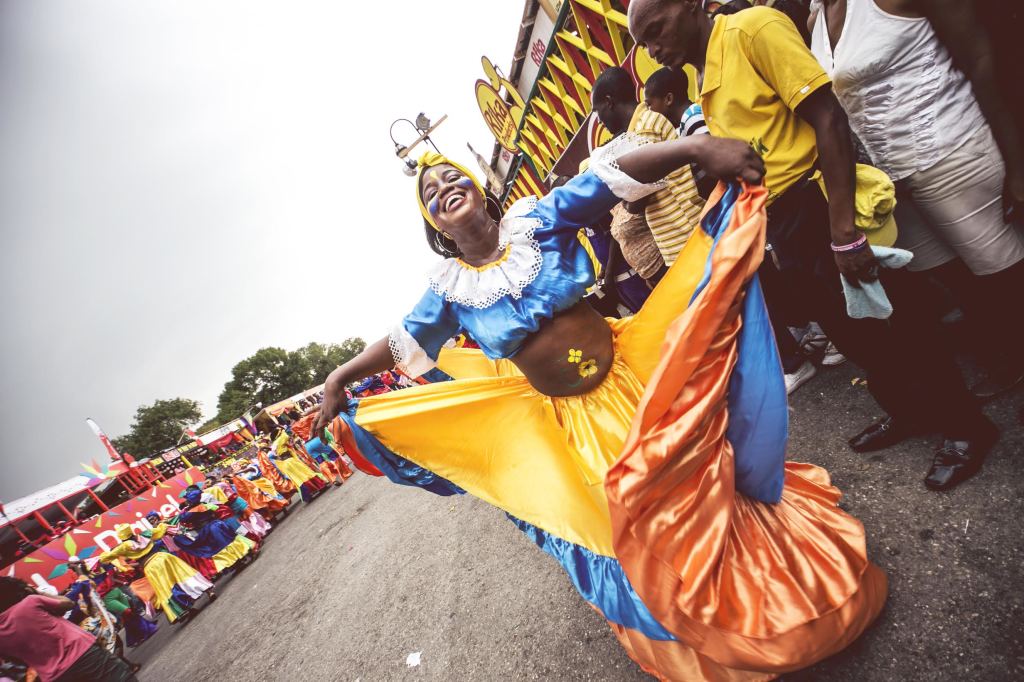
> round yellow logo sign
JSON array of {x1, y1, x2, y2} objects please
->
[{"x1": 476, "y1": 80, "x2": 519, "y2": 152}]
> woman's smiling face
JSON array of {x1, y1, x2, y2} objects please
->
[{"x1": 419, "y1": 164, "x2": 485, "y2": 234}]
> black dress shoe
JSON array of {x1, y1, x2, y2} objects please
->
[
  {"x1": 924, "y1": 427, "x2": 998, "y2": 491},
  {"x1": 848, "y1": 416, "x2": 916, "y2": 453}
]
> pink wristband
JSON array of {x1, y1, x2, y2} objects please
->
[{"x1": 830, "y1": 234, "x2": 868, "y2": 253}]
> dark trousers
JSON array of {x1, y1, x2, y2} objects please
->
[
  {"x1": 758, "y1": 256, "x2": 809, "y2": 373},
  {"x1": 761, "y1": 178, "x2": 988, "y2": 439},
  {"x1": 55, "y1": 644, "x2": 137, "y2": 682}
]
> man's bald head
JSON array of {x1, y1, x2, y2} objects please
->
[
  {"x1": 626, "y1": 0, "x2": 662, "y2": 28},
  {"x1": 628, "y1": 0, "x2": 704, "y2": 70}
]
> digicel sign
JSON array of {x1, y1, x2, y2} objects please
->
[
  {"x1": 476, "y1": 79, "x2": 519, "y2": 152},
  {"x1": 3, "y1": 467, "x2": 206, "y2": 592}
]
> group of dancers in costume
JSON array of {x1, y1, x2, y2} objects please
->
[
  {"x1": 98, "y1": 521, "x2": 217, "y2": 625},
  {"x1": 252, "y1": 428, "x2": 333, "y2": 502},
  {"x1": 305, "y1": 132, "x2": 888, "y2": 679},
  {"x1": 61, "y1": 425, "x2": 357, "y2": 646},
  {"x1": 96, "y1": 471, "x2": 285, "y2": 624}
]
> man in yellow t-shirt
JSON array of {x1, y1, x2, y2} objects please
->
[
  {"x1": 629, "y1": 0, "x2": 865, "y2": 269},
  {"x1": 627, "y1": 0, "x2": 997, "y2": 490}
]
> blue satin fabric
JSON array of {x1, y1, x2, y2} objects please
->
[
  {"x1": 169, "y1": 584, "x2": 197, "y2": 610},
  {"x1": 353, "y1": 375, "x2": 387, "y2": 394},
  {"x1": 727, "y1": 274, "x2": 788, "y2": 503},
  {"x1": 402, "y1": 170, "x2": 620, "y2": 363},
  {"x1": 690, "y1": 183, "x2": 788, "y2": 504},
  {"x1": 174, "y1": 508, "x2": 240, "y2": 558},
  {"x1": 183, "y1": 488, "x2": 202, "y2": 507},
  {"x1": 507, "y1": 515, "x2": 677, "y2": 641},
  {"x1": 420, "y1": 367, "x2": 453, "y2": 383},
  {"x1": 304, "y1": 436, "x2": 334, "y2": 463},
  {"x1": 340, "y1": 400, "x2": 464, "y2": 496}
]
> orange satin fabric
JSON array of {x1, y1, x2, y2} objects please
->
[
  {"x1": 293, "y1": 411, "x2": 375, "y2": 477},
  {"x1": 232, "y1": 475, "x2": 289, "y2": 514},
  {"x1": 291, "y1": 413, "x2": 315, "y2": 441},
  {"x1": 318, "y1": 459, "x2": 352, "y2": 484},
  {"x1": 292, "y1": 441, "x2": 324, "y2": 478},
  {"x1": 130, "y1": 577, "x2": 155, "y2": 607},
  {"x1": 605, "y1": 184, "x2": 887, "y2": 674},
  {"x1": 256, "y1": 450, "x2": 297, "y2": 497},
  {"x1": 608, "y1": 621, "x2": 772, "y2": 682}
]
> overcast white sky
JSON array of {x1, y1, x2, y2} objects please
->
[{"x1": 0, "y1": 0, "x2": 526, "y2": 501}]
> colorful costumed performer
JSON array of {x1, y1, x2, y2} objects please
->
[
  {"x1": 68, "y1": 559, "x2": 157, "y2": 649},
  {"x1": 171, "y1": 487, "x2": 255, "y2": 577},
  {"x1": 256, "y1": 445, "x2": 298, "y2": 498},
  {"x1": 213, "y1": 477, "x2": 272, "y2": 541},
  {"x1": 233, "y1": 465, "x2": 289, "y2": 519},
  {"x1": 293, "y1": 413, "x2": 354, "y2": 485},
  {"x1": 266, "y1": 429, "x2": 328, "y2": 502},
  {"x1": 308, "y1": 141, "x2": 886, "y2": 680},
  {"x1": 99, "y1": 523, "x2": 215, "y2": 624}
]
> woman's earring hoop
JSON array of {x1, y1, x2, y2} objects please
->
[{"x1": 486, "y1": 196, "x2": 503, "y2": 221}]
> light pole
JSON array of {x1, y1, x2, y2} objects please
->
[
  {"x1": 389, "y1": 113, "x2": 448, "y2": 175},
  {"x1": 175, "y1": 427, "x2": 194, "y2": 446}
]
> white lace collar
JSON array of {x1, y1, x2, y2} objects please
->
[{"x1": 426, "y1": 196, "x2": 543, "y2": 309}]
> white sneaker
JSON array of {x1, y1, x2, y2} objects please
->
[
  {"x1": 784, "y1": 361, "x2": 817, "y2": 395},
  {"x1": 821, "y1": 342, "x2": 847, "y2": 366}
]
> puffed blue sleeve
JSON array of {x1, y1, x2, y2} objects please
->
[
  {"x1": 531, "y1": 170, "x2": 621, "y2": 235},
  {"x1": 533, "y1": 154, "x2": 667, "y2": 236},
  {"x1": 388, "y1": 288, "x2": 460, "y2": 378}
]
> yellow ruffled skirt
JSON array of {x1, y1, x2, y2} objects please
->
[
  {"x1": 142, "y1": 551, "x2": 213, "y2": 623},
  {"x1": 274, "y1": 456, "x2": 322, "y2": 488},
  {"x1": 211, "y1": 535, "x2": 254, "y2": 572}
]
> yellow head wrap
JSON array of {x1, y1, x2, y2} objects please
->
[
  {"x1": 416, "y1": 151, "x2": 485, "y2": 231},
  {"x1": 115, "y1": 523, "x2": 134, "y2": 541}
]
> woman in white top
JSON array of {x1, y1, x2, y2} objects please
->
[{"x1": 809, "y1": 0, "x2": 1024, "y2": 400}]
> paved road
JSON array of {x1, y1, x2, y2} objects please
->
[{"x1": 133, "y1": 362, "x2": 1023, "y2": 681}]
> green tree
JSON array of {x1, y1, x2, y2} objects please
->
[
  {"x1": 195, "y1": 415, "x2": 222, "y2": 434},
  {"x1": 295, "y1": 338, "x2": 366, "y2": 386},
  {"x1": 112, "y1": 398, "x2": 203, "y2": 458},
  {"x1": 211, "y1": 338, "x2": 365, "y2": 424}
]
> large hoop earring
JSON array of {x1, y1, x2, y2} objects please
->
[
  {"x1": 434, "y1": 231, "x2": 458, "y2": 257},
  {"x1": 486, "y1": 196, "x2": 503, "y2": 222},
  {"x1": 434, "y1": 231, "x2": 449, "y2": 252}
]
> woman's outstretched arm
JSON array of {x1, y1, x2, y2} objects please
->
[
  {"x1": 616, "y1": 135, "x2": 765, "y2": 186},
  {"x1": 309, "y1": 336, "x2": 394, "y2": 437}
]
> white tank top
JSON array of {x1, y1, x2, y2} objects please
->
[{"x1": 810, "y1": 0, "x2": 985, "y2": 180}]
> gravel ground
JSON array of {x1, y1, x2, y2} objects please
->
[{"x1": 133, "y1": 362, "x2": 1023, "y2": 681}]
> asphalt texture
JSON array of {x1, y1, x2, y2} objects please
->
[{"x1": 132, "y1": 362, "x2": 1023, "y2": 681}]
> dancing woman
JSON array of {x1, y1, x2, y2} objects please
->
[
  {"x1": 232, "y1": 466, "x2": 290, "y2": 520},
  {"x1": 169, "y1": 487, "x2": 255, "y2": 577},
  {"x1": 309, "y1": 136, "x2": 886, "y2": 680},
  {"x1": 261, "y1": 430, "x2": 328, "y2": 502}
]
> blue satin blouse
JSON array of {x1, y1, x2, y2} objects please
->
[{"x1": 401, "y1": 170, "x2": 620, "y2": 363}]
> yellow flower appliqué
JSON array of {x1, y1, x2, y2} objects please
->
[
  {"x1": 578, "y1": 359, "x2": 598, "y2": 378},
  {"x1": 567, "y1": 349, "x2": 582, "y2": 363}
]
